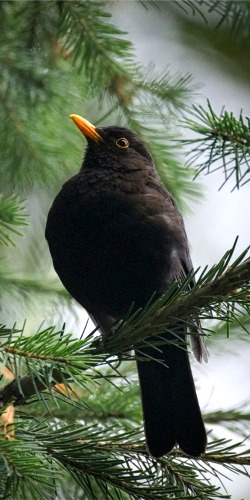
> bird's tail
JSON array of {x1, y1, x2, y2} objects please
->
[{"x1": 136, "y1": 327, "x2": 207, "y2": 458}]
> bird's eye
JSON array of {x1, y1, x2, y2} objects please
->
[{"x1": 115, "y1": 137, "x2": 129, "y2": 149}]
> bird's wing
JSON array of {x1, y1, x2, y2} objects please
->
[{"x1": 179, "y1": 250, "x2": 208, "y2": 363}]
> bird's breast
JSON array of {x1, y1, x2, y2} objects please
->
[{"x1": 46, "y1": 174, "x2": 186, "y2": 317}]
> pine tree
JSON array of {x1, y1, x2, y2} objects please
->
[{"x1": 0, "y1": 1, "x2": 250, "y2": 498}]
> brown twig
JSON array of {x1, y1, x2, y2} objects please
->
[{"x1": 0, "y1": 370, "x2": 65, "y2": 407}]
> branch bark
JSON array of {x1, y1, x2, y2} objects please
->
[{"x1": 0, "y1": 370, "x2": 65, "y2": 407}]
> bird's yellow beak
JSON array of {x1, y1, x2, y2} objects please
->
[{"x1": 70, "y1": 114, "x2": 102, "y2": 142}]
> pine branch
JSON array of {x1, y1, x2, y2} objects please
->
[
  {"x1": 15, "y1": 423, "x2": 226, "y2": 499},
  {"x1": 204, "y1": 452, "x2": 250, "y2": 466},
  {"x1": 0, "y1": 325, "x2": 102, "y2": 407},
  {"x1": 0, "y1": 369, "x2": 64, "y2": 407},
  {"x1": 0, "y1": 274, "x2": 70, "y2": 298},
  {"x1": 2, "y1": 1, "x2": 250, "y2": 498},
  {"x1": 213, "y1": 309, "x2": 250, "y2": 339},
  {"x1": 0, "y1": 0, "x2": 198, "y2": 203},
  {"x1": 2, "y1": 417, "x2": 249, "y2": 499},
  {"x1": 0, "y1": 40, "x2": 51, "y2": 105},
  {"x1": 183, "y1": 101, "x2": 250, "y2": 190},
  {"x1": 21, "y1": 377, "x2": 142, "y2": 425},
  {"x1": 59, "y1": 1, "x2": 134, "y2": 84},
  {"x1": 205, "y1": 406, "x2": 250, "y2": 425},
  {"x1": 203, "y1": 405, "x2": 250, "y2": 438},
  {"x1": 210, "y1": 0, "x2": 250, "y2": 38},
  {"x1": 107, "y1": 241, "x2": 250, "y2": 351},
  {"x1": 0, "y1": 435, "x2": 58, "y2": 499},
  {"x1": 13, "y1": 423, "x2": 250, "y2": 498},
  {"x1": 58, "y1": 1, "x2": 201, "y2": 207},
  {"x1": 198, "y1": 437, "x2": 250, "y2": 482},
  {"x1": 0, "y1": 194, "x2": 28, "y2": 246},
  {"x1": 58, "y1": 1, "x2": 200, "y2": 204},
  {"x1": 1, "y1": 241, "x2": 250, "y2": 408},
  {"x1": 175, "y1": 1, "x2": 250, "y2": 39},
  {"x1": 132, "y1": 65, "x2": 197, "y2": 111}
]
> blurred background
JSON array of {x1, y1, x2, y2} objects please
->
[{"x1": 1, "y1": 1, "x2": 250, "y2": 498}]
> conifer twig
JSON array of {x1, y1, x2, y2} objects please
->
[
  {"x1": 107, "y1": 252, "x2": 250, "y2": 351},
  {"x1": 183, "y1": 101, "x2": 250, "y2": 190},
  {"x1": 0, "y1": 370, "x2": 64, "y2": 407},
  {"x1": 1, "y1": 250, "x2": 250, "y2": 407}
]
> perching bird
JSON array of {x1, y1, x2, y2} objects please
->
[{"x1": 45, "y1": 114, "x2": 207, "y2": 458}]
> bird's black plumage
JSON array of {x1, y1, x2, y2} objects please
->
[{"x1": 45, "y1": 116, "x2": 207, "y2": 457}]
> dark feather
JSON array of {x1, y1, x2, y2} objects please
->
[{"x1": 46, "y1": 123, "x2": 207, "y2": 457}]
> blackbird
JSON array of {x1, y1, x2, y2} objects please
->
[{"x1": 45, "y1": 114, "x2": 207, "y2": 458}]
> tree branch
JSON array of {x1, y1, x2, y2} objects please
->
[
  {"x1": 107, "y1": 255, "x2": 250, "y2": 351},
  {"x1": 1, "y1": 255, "x2": 250, "y2": 407},
  {"x1": 0, "y1": 370, "x2": 65, "y2": 407}
]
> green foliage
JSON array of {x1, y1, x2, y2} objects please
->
[
  {"x1": 106, "y1": 239, "x2": 250, "y2": 352},
  {"x1": 1, "y1": 241, "x2": 250, "y2": 497},
  {"x1": 2, "y1": 236, "x2": 250, "y2": 401},
  {"x1": 0, "y1": 434, "x2": 58, "y2": 500},
  {"x1": 0, "y1": 0, "x2": 199, "y2": 205},
  {"x1": 177, "y1": 0, "x2": 250, "y2": 39},
  {"x1": 206, "y1": 405, "x2": 250, "y2": 437},
  {"x1": 59, "y1": 1, "x2": 134, "y2": 81},
  {"x1": 1, "y1": 0, "x2": 250, "y2": 498},
  {"x1": 183, "y1": 101, "x2": 250, "y2": 189},
  {"x1": 1, "y1": 419, "x2": 233, "y2": 500},
  {"x1": 0, "y1": 194, "x2": 28, "y2": 246}
]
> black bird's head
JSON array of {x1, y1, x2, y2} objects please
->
[{"x1": 70, "y1": 114, "x2": 155, "y2": 174}]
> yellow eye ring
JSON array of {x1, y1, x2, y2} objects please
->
[{"x1": 116, "y1": 137, "x2": 129, "y2": 148}]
